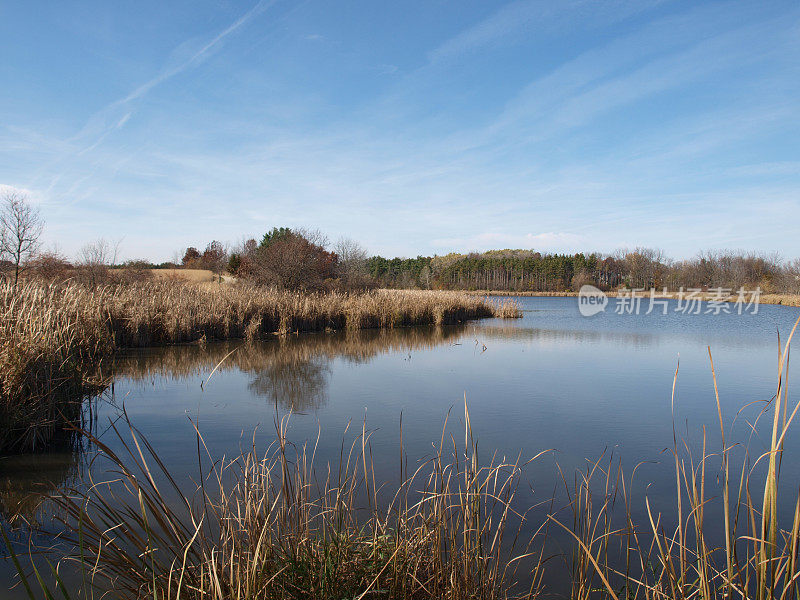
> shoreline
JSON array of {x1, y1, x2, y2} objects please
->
[
  {"x1": 463, "y1": 289, "x2": 800, "y2": 307},
  {"x1": 1, "y1": 283, "x2": 520, "y2": 453}
]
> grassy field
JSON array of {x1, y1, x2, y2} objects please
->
[
  {"x1": 149, "y1": 268, "x2": 219, "y2": 282},
  {"x1": 0, "y1": 280, "x2": 519, "y2": 453}
]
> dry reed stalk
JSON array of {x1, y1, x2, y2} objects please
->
[
  {"x1": 8, "y1": 404, "x2": 548, "y2": 600},
  {"x1": 562, "y1": 315, "x2": 800, "y2": 600}
]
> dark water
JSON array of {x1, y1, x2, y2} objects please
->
[{"x1": 3, "y1": 296, "x2": 800, "y2": 595}]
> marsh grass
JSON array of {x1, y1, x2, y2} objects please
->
[
  {"x1": 8, "y1": 404, "x2": 549, "y2": 600},
  {"x1": 0, "y1": 284, "x2": 112, "y2": 452},
  {"x1": 759, "y1": 294, "x2": 800, "y2": 307},
  {"x1": 0, "y1": 280, "x2": 519, "y2": 452},
  {"x1": 551, "y1": 316, "x2": 800, "y2": 600}
]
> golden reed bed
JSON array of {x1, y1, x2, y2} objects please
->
[{"x1": 0, "y1": 280, "x2": 519, "y2": 452}]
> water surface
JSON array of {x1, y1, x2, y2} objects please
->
[{"x1": 3, "y1": 296, "x2": 800, "y2": 595}]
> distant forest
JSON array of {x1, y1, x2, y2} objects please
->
[
  {"x1": 13, "y1": 199, "x2": 797, "y2": 294},
  {"x1": 167, "y1": 243, "x2": 800, "y2": 294},
  {"x1": 366, "y1": 249, "x2": 800, "y2": 293}
]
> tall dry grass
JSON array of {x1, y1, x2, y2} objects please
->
[
  {"x1": 0, "y1": 284, "x2": 113, "y2": 452},
  {"x1": 7, "y1": 405, "x2": 548, "y2": 600},
  {"x1": 0, "y1": 280, "x2": 519, "y2": 452}
]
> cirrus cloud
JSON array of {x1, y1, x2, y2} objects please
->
[{"x1": 431, "y1": 231, "x2": 586, "y2": 253}]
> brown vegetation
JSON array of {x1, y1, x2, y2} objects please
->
[
  {"x1": 0, "y1": 283, "x2": 113, "y2": 452},
  {"x1": 182, "y1": 241, "x2": 228, "y2": 278},
  {"x1": 0, "y1": 279, "x2": 519, "y2": 453},
  {"x1": 150, "y1": 268, "x2": 218, "y2": 283},
  {"x1": 759, "y1": 293, "x2": 800, "y2": 307},
  {"x1": 234, "y1": 228, "x2": 341, "y2": 292},
  {"x1": 11, "y1": 405, "x2": 539, "y2": 599}
]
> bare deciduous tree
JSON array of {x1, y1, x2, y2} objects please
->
[
  {"x1": 787, "y1": 259, "x2": 800, "y2": 294},
  {"x1": 77, "y1": 238, "x2": 121, "y2": 286},
  {"x1": 0, "y1": 191, "x2": 44, "y2": 287},
  {"x1": 334, "y1": 237, "x2": 370, "y2": 289},
  {"x1": 615, "y1": 247, "x2": 666, "y2": 289}
]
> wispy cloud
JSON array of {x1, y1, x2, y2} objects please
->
[
  {"x1": 432, "y1": 232, "x2": 586, "y2": 252},
  {"x1": 23, "y1": 0, "x2": 278, "y2": 209},
  {"x1": 1, "y1": 0, "x2": 797, "y2": 261},
  {"x1": 120, "y1": 1, "x2": 274, "y2": 107},
  {"x1": 70, "y1": 0, "x2": 275, "y2": 154},
  {"x1": 427, "y1": 0, "x2": 666, "y2": 64}
]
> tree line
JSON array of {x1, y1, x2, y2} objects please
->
[
  {"x1": 2, "y1": 191, "x2": 799, "y2": 294},
  {"x1": 368, "y1": 248, "x2": 800, "y2": 293}
]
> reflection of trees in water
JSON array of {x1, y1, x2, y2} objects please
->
[
  {"x1": 464, "y1": 323, "x2": 658, "y2": 347},
  {"x1": 247, "y1": 354, "x2": 330, "y2": 412},
  {"x1": 0, "y1": 450, "x2": 83, "y2": 525},
  {"x1": 465, "y1": 322, "x2": 767, "y2": 350},
  {"x1": 111, "y1": 326, "x2": 467, "y2": 412}
]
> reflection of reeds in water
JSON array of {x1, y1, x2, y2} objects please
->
[
  {"x1": 0, "y1": 405, "x2": 96, "y2": 524},
  {"x1": 1, "y1": 280, "x2": 517, "y2": 452},
  {"x1": 466, "y1": 322, "x2": 659, "y2": 347},
  {"x1": 114, "y1": 327, "x2": 465, "y2": 379},
  {"x1": 468, "y1": 321, "x2": 779, "y2": 350},
  {"x1": 111, "y1": 328, "x2": 467, "y2": 412},
  {"x1": 0, "y1": 451, "x2": 83, "y2": 526}
]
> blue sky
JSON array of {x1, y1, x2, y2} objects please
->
[{"x1": 1, "y1": 0, "x2": 798, "y2": 261}]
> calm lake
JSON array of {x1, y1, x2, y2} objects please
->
[{"x1": 3, "y1": 295, "x2": 800, "y2": 595}]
